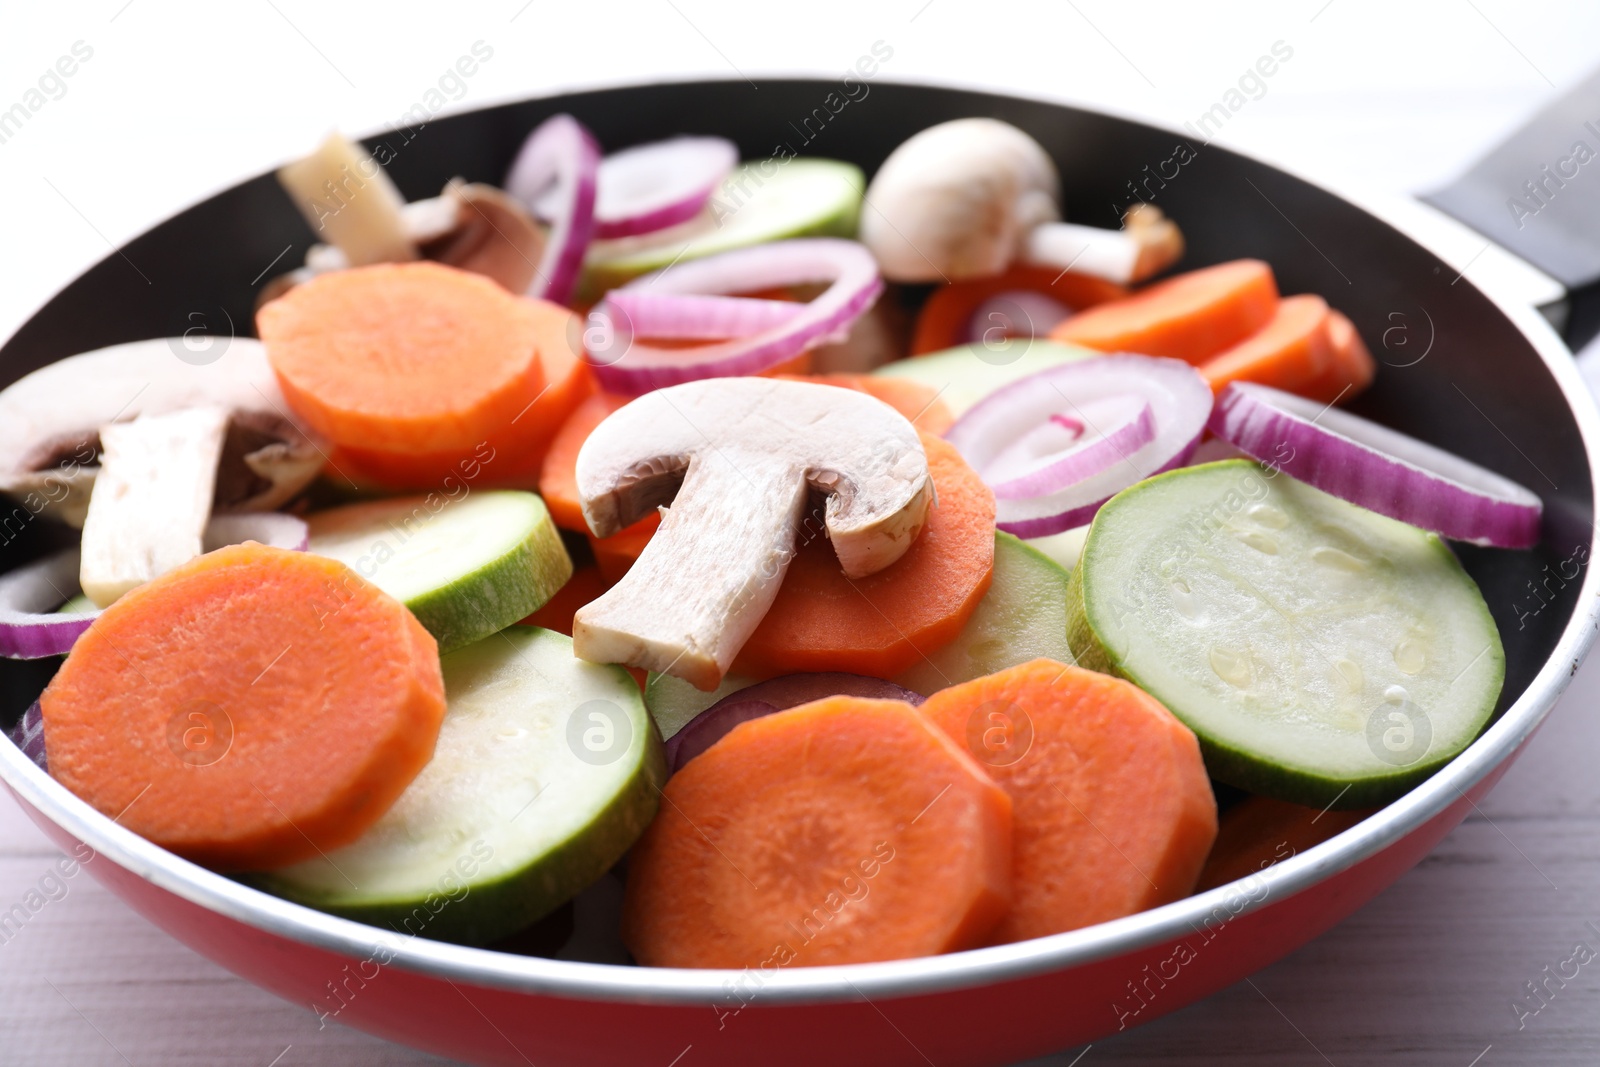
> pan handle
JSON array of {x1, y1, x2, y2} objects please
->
[{"x1": 1423, "y1": 64, "x2": 1600, "y2": 348}]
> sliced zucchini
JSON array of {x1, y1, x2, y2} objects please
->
[
  {"x1": 643, "y1": 671, "x2": 754, "y2": 741},
  {"x1": 307, "y1": 490, "x2": 571, "y2": 652},
  {"x1": 871, "y1": 339, "x2": 1097, "y2": 416},
  {"x1": 579, "y1": 159, "x2": 864, "y2": 298},
  {"x1": 894, "y1": 532, "x2": 1075, "y2": 694},
  {"x1": 251, "y1": 626, "x2": 664, "y2": 945},
  {"x1": 1067, "y1": 460, "x2": 1504, "y2": 808}
]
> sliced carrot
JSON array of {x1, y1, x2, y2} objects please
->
[
  {"x1": 328, "y1": 304, "x2": 596, "y2": 491},
  {"x1": 1199, "y1": 295, "x2": 1335, "y2": 397},
  {"x1": 1051, "y1": 259, "x2": 1278, "y2": 364},
  {"x1": 621, "y1": 696, "x2": 1012, "y2": 967},
  {"x1": 919, "y1": 659, "x2": 1216, "y2": 943},
  {"x1": 912, "y1": 266, "x2": 1130, "y2": 355},
  {"x1": 519, "y1": 565, "x2": 610, "y2": 635},
  {"x1": 779, "y1": 372, "x2": 954, "y2": 434},
  {"x1": 539, "y1": 391, "x2": 629, "y2": 531},
  {"x1": 735, "y1": 434, "x2": 995, "y2": 679},
  {"x1": 1195, "y1": 796, "x2": 1375, "y2": 892},
  {"x1": 40, "y1": 543, "x2": 446, "y2": 871},
  {"x1": 259, "y1": 261, "x2": 548, "y2": 456},
  {"x1": 1304, "y1": 309, "x2": 1377, "y2": 403}
]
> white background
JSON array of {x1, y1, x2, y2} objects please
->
[{"x1": 3, "y1": 1, "x2": 1600, "y2": 1064}]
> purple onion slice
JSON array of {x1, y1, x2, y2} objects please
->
[{"x1": 1208, "y1": 382, "x2": 1542, "y2": 548}]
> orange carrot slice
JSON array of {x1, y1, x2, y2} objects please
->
[
  {"x1": 1199, "y1": 295, "x2": 1335, "y2": 397},
  {"x1": 912, "y1": 266, "x2": 1130, "y2": 355},
  {"x1": 259, "y1": 261, "x2": 549, "y2": 456},
  {"x1": 519, "y1": 565, "x2": 610, "y2": 635},
  {"x1": 621, "y1": 696, "x2": 1012, "y2": 967},
  {"x1": 1195, "y1": 796, "x2": 1374, "y2": 892},
  {"x1": 734, "y1": 434, "x2": 995, "y2": 679},
  {"x1": 40, "y1": 543, "x2": 446, "y2": 871},
  {"x1": 1051, "y1": 259, "x2": 1278, "y2": 363},
  {"x1": 329, "y1": 303, "x2": 595, "y2": 491},
  {"x1": 919, "y1": 659, "x2": 1216, "y2": 943},
  {"x1": 779, "y1": 373, "x2": 955, "y2": 435},
  {"x1": 539, "y1": 391, "x2": 629, "y2": 531},
  {"x1": 1306, "y1": 309, "x2": 1377, "y2": 403}
]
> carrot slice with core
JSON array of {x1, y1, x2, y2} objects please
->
[
  {"x1": 734, "y1": 433, "x2": 996, "y2": 679},
  {"x1": 919, "y1": 659, "x2": 1217, "y2": 943},
  {"x1": 621, "y1": 696, "x2": 1013, "y2": 967},
  {"x1": 259, "y1": 261, "x2": 549, "y2": 456},
  {"x1": 330, "y1": 302, "x2": 596, "y2": 491},
  {"x1": 1310, "y1": 309, "x2": 1377, "y2": 403},
  {"x1": 1051, "y1": 259, "x2": 1278, "y2": 364},
  {"x1": 913, "y1": 266, "x2": 1130, "y2": 355},
  {"x1": 1199, "y1": 294, "x2": 1335, "y2": 397},
  {"x1": 40, "y1": 543, "x2": 446, "y2": 871}
]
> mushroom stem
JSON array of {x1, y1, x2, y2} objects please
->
[
  {"x1": 79, "y1": 406, "x2": 229, "y2": 608},
  {"x1": 277, "y1": 132, "x2": 418, "y2": 267},
  {"x1": 571, "y1": 378, "x2": 932, "y2": 689},
  {"x1": 1022, "y1": 204, "x2": 1185, "y2": 285}
]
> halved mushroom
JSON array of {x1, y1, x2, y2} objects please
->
[
  {"x1": 0, "y1": 338, "x2": 326, "y2": 605},
  {"x1": 571, "y1": 377, "x2": 932, "y2": 690},
  {"x1": 266, "y1": 133, "x2": 546, "y2": 306},
  {"x1": 861, "y1": 117, "x2": 1183, "y2": 285}
]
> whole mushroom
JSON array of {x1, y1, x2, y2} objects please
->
[{"x1": 861, "y1": 117, "x2": 1182, "y2": 285}]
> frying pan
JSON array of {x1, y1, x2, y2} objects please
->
[{"x1": 1, "y1": 79, "x2": 1597, "y2": 1067}]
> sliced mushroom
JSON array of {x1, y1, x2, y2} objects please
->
[
  {"x1": 861, "y1": 117, "x2": 1183, "y2": 285},
  {"x1": 265, "y1": 132, "x2": 545, "y2": 307},
  {"x1": 407, "y1": 179, "x2": 547, "y2": 293},
  {"x1": 277, "y1": 132, "x2": 419, "y2": 267},
  {"x1": 0, "y1": 338, "x2": 326, "y2": 601},
  {"x1": 79, "y1": 406, "x2": 230, "y2": 607},
  {"x1": 572, "y1": 378, "x2": 932, "y2": 690}
]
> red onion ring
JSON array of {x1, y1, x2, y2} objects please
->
[
  {"x1": 1208, "y1": 382, "x2": 1543, "y2": 547},
  {"x1": 945, "y1": 354, "x2": 1213, "y2": 537},
  {"x1": 965, "y1": 290, "x2": 1072, "y2": 346},
  {"x1": 583, "y1": 238, "x2": 883, "y2": 394},
  {"x1": 0, "y1": 513, "x2": 309, "y2": 659},
  {"x1": 603, "y1": 291, "x2": 803, "y2": 340},
  {"x1": 6, "y1": 702, "x2": 46, "y2": 772},
  {"x1": 987, "y1": 395, "x2": 1156, "y2": 501},
  {"x1": 535, "y1": 136, "x2": 737, "y2": 239},
  {"x1": 505, "y1": 114, "x2": 601, "y2": 306}
]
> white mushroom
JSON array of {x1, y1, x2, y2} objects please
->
[
  {"x1": 0, "y1": 338, "x2": 326, "y2": 606},
  {"x1": 572, "y1": 378, "x2": 933, "y2": 690},
  {"x1": 277, "y1": 132, "x2": 418, "y2": 267},
  {"x1": 266, "y1": 133, "x2": 545, "y2": 305},
  {"x1": 861, "y1": 117, "x2": 1183, "y2": 285}
]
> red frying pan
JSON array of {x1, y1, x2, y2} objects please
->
[{"x1": 1, "y1": 79, "x2": 1597, "y2": 1066}]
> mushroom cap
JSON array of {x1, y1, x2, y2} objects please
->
[
  {"x1": 575, "y1": 377, "x2": 932, "y2": 579},
  {"x1": 861, "y1": 118, "x2": 1061, "y2": 283},
  {"x1": 0, "y1": 338, "x2": 326, "y2": 527}
]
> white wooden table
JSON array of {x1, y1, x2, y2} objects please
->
[{"x1": 4, "y1": 2, "x2": 1600, "y2": 1063}]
